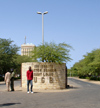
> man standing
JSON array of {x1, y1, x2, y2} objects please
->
[
  {"x1": 26, "y1": 66, "x2": 33, "y2": 93},
  {"x1": 10, "y1": 69, "x2": 15, "y2": 91},
  {"x1": 5, "y1": 72, "x2": 11, "y2": 91}
]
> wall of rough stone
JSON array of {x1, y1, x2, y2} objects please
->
[{"x1": 21, "y1": 62, "x2": 66, "y2": 89}]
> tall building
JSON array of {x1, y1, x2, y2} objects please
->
[{"x1": 21, "y1": 43, "x2": 35, "y2": 56}]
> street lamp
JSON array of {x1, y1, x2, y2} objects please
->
[{"x1": 37, "y1": 11, "x2": 48, "y2": 45}]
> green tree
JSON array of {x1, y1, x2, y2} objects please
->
[
  {"x1": 31, "y1": 42, "x2": 73, "y2": 63},
  {"x1": 14, "y1": 55, "x2": 33, "y2": 75},
  {"x1": 88, "y1": 49, "x2": 100, "y2": 76},
  {"x1": 72, "y1": 49, "x2": 100, "y2": 78},
  {"x1": 0, "y1": 38, "x2": 19, "y2": 74}
]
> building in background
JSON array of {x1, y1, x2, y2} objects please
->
[{"x1": 21, "y1": 43, "x2": 35, "y2": 56}]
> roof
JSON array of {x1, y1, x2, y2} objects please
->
[{"x1": 21, "y1": 43, "x2": 35, "y2": 47}]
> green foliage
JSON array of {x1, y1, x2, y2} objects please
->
[
  {"x1": 14, "y1": 55, "x2": 33, "y2": 75},
  {"x1": 16, "y1": 55, "x2": 33, "y2": 64},
  {"x1": 31, "y1": 42, "x2": 73, "y2": 63},
  {"x1": 0, "y1": 38, "x2": 33, "y2": 76},
  {"x1": 0, "y1": 38, "x2": 19, "y2": 74},
  {"x1": 90, "y1": 76, "x2": 100, "y2": 81},
  {"x1": 71, "y1": 49, "x2": 100, "y2": 80}
]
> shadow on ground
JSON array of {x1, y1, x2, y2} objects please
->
[
  {"x1": 0, "y1": 103, "x2": 21, "y2": 107},
  {"x1": 67, "y1": 85, "x2": 80, "y2": 89}
]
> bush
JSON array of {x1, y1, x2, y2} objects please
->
[
  {"x1": 86, "y1": 77, "x2": 90, "y2": 80},
  {"x1": 79, "y1": 75, "x2": 86, "y2": 79},
  {"x1": 90, "y1": 76, "x2": 100, "y2": 81}
]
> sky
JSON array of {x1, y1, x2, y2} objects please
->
[{"x1": 0, "y1": 0, "x2": 100, "y2": 68}]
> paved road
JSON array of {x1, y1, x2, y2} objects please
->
[
  {"x1": 0, "y1": 78, "x2": 100, "y2": 108},
  {"x1": 0, "y1": 80, "x2": 21, "y2": 91}
]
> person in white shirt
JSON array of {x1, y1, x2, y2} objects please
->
[{"x1": 5, "y1": 72, "x2": 11, "y2": 91}]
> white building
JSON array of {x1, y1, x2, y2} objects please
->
[{"x1": 21, "y1": 43, "x2": 35, "y2": 56}]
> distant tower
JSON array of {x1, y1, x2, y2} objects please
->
[
  {"x1": 21, "y1": 36, "x2": 35, "y2": 56},
  {"x1": 24, "y1": 36, "x2": 26, "y2": 44},
  {"x1": 21, "y1": 43, "x2": 35, "y2": 56}
]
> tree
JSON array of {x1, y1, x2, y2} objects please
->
[
  {"x1": 71, "y1": 49, "x2": 100, "y2": 78},
  {"x1": 14, "y1": 55, "x2": 33, "y2": 75},
  {"x1": 88, "y1": 49, "x2": 100, "y2": 76},
  {"x1": 31, "y1": 42, "x2": 73, "y2": 63},
  {"x1": 0, "y1": 38, "x2": 19, "y2": 74}
]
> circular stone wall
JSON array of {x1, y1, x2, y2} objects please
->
[{"x1": 21, "y1": 62, "x2": 66, "y2": 89}]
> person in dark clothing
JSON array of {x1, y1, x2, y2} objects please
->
[
  {"x1": 26, "y1": 66, "x2": 33, "y2": 93},
  {"x1": 10, "y1": 69, "x2": 15, "y2": 91}
]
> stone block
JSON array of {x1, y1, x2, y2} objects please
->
[{"x1": 21, "y1": 62, "x2": 66, "y2": 89}]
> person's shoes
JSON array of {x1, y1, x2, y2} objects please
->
[
  {"x1": 27, "y1": 91, "x2": 29, "y2": 93},
  {"x1": 31, "y1": 91, "x2": 34, "y2": 93}
]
